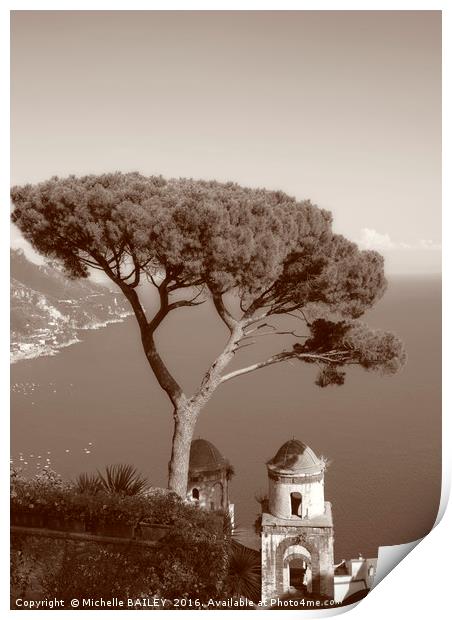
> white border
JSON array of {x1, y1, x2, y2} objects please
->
[{"x1": 2, "y1": 2, "x2": 449, "y2": 619}]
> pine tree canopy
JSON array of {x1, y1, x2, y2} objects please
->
[{"x1": 11, "y1": 172, "x2": 406, "y2": 388}]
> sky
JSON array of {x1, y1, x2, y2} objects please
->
[{"x1": 10, "y1": 10, "x2": 441, "y2": 274}]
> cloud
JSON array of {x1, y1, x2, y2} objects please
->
[
  {"x1": 359, "y1": 228, "x2": 397, "y2": 250},
  {"x1": 418, "y1": 239, "x2": 442, "y2": 250},
  {"x1": 358, "y1": 228, "x2": 441, "y2": 252}
]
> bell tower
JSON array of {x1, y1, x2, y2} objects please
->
[
  {"x1": 186, "y1": 438, "x2": 234, "y2": 525},
  {"x1": 261, "y1": 439, "x2": 334, "y2": 603}
]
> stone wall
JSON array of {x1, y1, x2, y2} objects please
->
[{"x1": 261, "y1": 504, "x2": 334, "y2": 603}]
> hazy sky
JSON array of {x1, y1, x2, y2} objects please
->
[{"x1": 10, "y1": 10, "x2": 441, "y2": 274}]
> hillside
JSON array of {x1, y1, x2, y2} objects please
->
[{"x1": 10, "y1": 249, "x2": 132, "y2": 363}]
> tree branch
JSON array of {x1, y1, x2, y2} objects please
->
[
  {"x1": 120, "y1": 250, "x2": 141, "y2": 288},
  {"x1": 91, "y1": 251, "x2": 148, "y2": 331},
  {"x1": 167, "y1": 277, "x2": 205, "y2": 292},
  {"x1": 243, "y1": 283, "x2": 276, "y2": 319},
  {"x1": 91, "y1": 263, "x2": 187, "y2": 408},
  {"x1": 219, "y1": 350, "x2": 351, "y2": 384},
  {"x1": 212, "y1": 293, "x2": 237, "y2": 332},
  {"x1": 234, "y1": 341, "x2": 256, "y2": 352},
  {"x1": 239, "y1": 325, "x2": 308, "y2": 341},
  {"x1": 140, "y1": 331, "x2": 185, "y2": 408},
  {"x1": 242, "y1": 313, "x2": 270, "y2": 328},
  {"x1": 167, "y1": 299, "x2": 205, "y2": 312}
]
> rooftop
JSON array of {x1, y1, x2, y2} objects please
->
[
  {"x1": 189, "y1": 438, "x2": 228, "y2": 474},
  {"x1": 267, "y1": 439, "x2": 324, "y2": 475}
]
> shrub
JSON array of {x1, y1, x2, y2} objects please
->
[
  {"x1": 10, "y1": 467, "x2": 231, "y2": 605},
  {"x1": 11, "y1": 515, "x2": 230, "y2": 606},
  {"x1": 11, "y1": 466, "x2": 176, "y2": 529}
]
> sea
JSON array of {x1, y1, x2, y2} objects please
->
[{"x1": 10, "y1": 276, "x2": 441, "y2": 561}]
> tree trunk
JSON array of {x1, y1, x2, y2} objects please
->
[
  {"x1": 140, "y1": 321, "x2": 242, "y2": 497},
  {"x1": 167, "y1": 407, "x2": 198, "y2": 497}
]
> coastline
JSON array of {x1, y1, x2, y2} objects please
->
[{"x1": 10, "y1": 312, "x2": 133, "y2": 365}]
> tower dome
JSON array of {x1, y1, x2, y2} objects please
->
[
  {"x1": 189, "y1": 438, "x2": 227, "y2": 474},
  {"x1": 187, "y1": 439, "x2": 233, "y2": 518},
  {"x1": 267, "y1": 439, "x2": 324, "y2": 475},
  {"x1": 266, "y1": 438, "x2": 326, "y2": 521}
]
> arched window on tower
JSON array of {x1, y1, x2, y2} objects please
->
[
  {"x1": 192, "y1": 488, "x2": 199, "y2": 500},
  {"x1": 290, "y1": 492, "x2": 302, "y2": 517},
  {"x1": 211, "y1": 482, "x2": 223, "y2": 511}
]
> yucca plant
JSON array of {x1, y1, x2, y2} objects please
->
[
  {"x1": 227, "y1": 541, "x2": 261, "y2": 603},
  {"x1": 96, "y1": 464, "x2": 149, "y2": 496},
  {"x1": 75, "y1": 472, "x2": 103, "y2": 495}
]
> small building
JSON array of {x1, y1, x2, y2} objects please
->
[
  {"x1": 186, "y1": 439, "x2": 234, "y2": 525},
  {"x1": 261, "y1": 439, "x2": 335, "y2": 603},
  {"x1": 334, "y1": 556, "x2": 377, "y2": 603}
]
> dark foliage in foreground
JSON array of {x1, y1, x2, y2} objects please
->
[
  {"x1": 75, "y1": 472, "x2": 103, "y2": 495},
  {"x1": 11, "y1": 523, "x2": 229, "y2": 607},
  {"x1": 11, "y1": 468, "x2": 230, "y2": 605},
  {"x1": 226, "y1": 541, "x2": 261, "y2": 603},
  {"x1": 12, "y1": 467, "x2": 206, "y2": 528},
  {"x1": 75, "y1": 464, "x2": 149, "y2": 496}
]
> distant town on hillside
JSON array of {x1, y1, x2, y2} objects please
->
[{"x1": 10, "y1": 249, "x2": 132, "y2": 363}]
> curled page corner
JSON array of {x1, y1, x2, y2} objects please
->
[
  {"x1": 372, "y1": 538, "x2": 422, "y2": 589},
  {"x1": 372, "y1": 470, "x2": 450, "y2": 590},
  {"x1": 433, "y1": 472, "x2": 450, "y2": 528}
]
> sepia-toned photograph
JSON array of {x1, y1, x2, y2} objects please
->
[{"x1": 9, "y1": 8, "x2": 441, "y2": 612}]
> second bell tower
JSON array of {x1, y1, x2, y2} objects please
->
[{"x1": 261, "y1": 439, "x2": 335, "y2": 603}]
